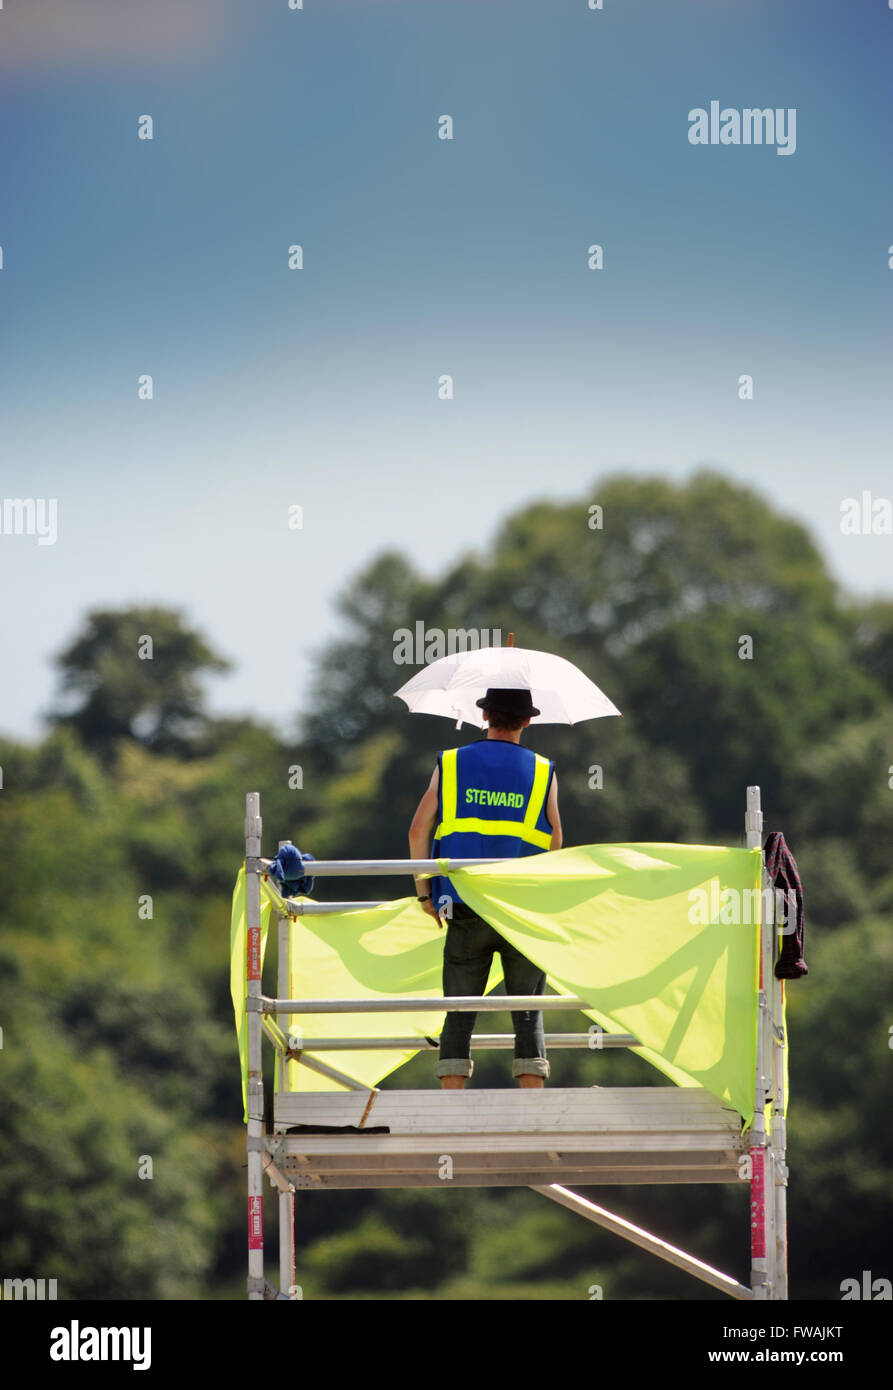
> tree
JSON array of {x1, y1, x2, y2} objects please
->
[
  {"x1": 49, "y1": 607, "x2": 231, "y2": 760},
  {"x1": 297, "y1": 470, "x2": 887, "y2": 838}
]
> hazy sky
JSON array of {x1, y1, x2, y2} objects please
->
[{"x1": 1, "y1": 0, "x2": 891, "y2": 741}]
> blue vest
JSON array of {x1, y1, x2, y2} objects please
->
[{"x1": 430, "y1": 739, "x2": 554, "y2": 906}]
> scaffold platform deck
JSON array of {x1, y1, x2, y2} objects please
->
[{"x1": 271, "y1": 1086, "x2": 747, "y2": 1189}]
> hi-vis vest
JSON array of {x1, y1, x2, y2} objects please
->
[{"x1": 431, "y1": 740, "x2": 554, "y2": 906}]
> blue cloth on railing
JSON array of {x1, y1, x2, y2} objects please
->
[{"x1": 268, "y1": 843, "x2": 315, "y2": 897}]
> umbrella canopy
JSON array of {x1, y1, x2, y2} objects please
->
[{"x1": 393, "y1": 644, "x2": 622, "y2": 728}]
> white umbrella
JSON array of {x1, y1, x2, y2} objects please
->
[{"x1": 393, "y1": 639, "x2": 622, "y2": 728}]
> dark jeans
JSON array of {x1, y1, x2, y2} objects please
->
[{"x1": 436, "y1": 902, "x2": 550, "y2": 1079}]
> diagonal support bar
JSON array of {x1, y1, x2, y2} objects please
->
[{"x1": 531, "y1": 1184, "x2": 752, "y2": 1301}]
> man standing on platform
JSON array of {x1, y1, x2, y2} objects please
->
[{"x1": 408, "y1": 688, "x2": 562, "y2": 1091}]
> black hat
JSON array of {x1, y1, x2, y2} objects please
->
[{"x1": 475, "y1": 687, "x2": 540, "y2": 718}]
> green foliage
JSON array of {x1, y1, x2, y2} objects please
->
[
  {"x1": 50, "y1": 606, "x2": 231, "y2": 760},
  {"x1": 1, "y1": 470, "x2": 891, "y2": 1300},
  {"x1": 0, "y1": 732, "x2": 239, "y2": 1297}
]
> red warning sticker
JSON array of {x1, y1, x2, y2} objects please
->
[
  {"x1": 750, "y1": 1148, "x2": 766, "y2": 1258},
  {"x1": 247, "y1": 927, "x2": 261, "y2": 982},
  {"x1": 248, "y1": 1195, "x2": 263, "y2": 1250}
]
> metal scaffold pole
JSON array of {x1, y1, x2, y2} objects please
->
[
  {"x1": 277, "y1": 840, "x2": 297, "y2": 1300},
  {"x1": 746, "y1": 784, "x2": 780, "y2": 1299},
  {"x1": 245, "y1": 793, "x2": 265, "y2": 1301},
  {"x1": 772, "y1": 1013, "x2": 789, "y2": 1301},
  {"x1": 770, "y1": 844, "x2": 790, "y2": 1300}
]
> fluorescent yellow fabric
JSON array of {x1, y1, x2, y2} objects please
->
[
  {"x1": 281, "y1": 896, "x2": 505, "y2": 1095},
  {"x1": 230, "y1": 867, "x2": 272, "y2": 1121},
  {"x1": 230, "y1": 843, "x2": 762, "y2": 1127},
  {"x1": 453, "y1": 843, "x2": 761, "y2": 1127},
  {"x1": 230, "y1": 868, "x2": 504, "y2": 1117}
]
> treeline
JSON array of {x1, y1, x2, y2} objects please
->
[{"x1": 0, "y1": 470, "x2": 891, "y2": 1299}]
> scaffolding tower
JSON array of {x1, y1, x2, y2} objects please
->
[{"x1": 242, "y1": 786, "x2": 788, "y2": 1301}]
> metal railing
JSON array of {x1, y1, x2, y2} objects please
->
[{"x1": 242, "y1": 786, "x2": 788, "y2": 1305}]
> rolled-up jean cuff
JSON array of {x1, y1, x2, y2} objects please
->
[
  {"x1": 435, "y1": 1059, "x2": 474, "y2": 1078},
  {"x1": 512, "y1": 1057, "x2": 550, "y2": 1078}
]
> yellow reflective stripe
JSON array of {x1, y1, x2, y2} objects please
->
[
  {"x1": 434, "y1": 748, "x2": 459, "y2": 840},
  {"x1": 522, "y1": 754, "x2": 551, "y2": 838},
  {"x1": 435, "y1": 817, "x2": 552, "y2": 851},
  {"x1": 442, "y1": 748, "x2": 458, "y2": 820}
]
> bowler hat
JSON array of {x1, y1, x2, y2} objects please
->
[{"x1": 475, "y1": 687, "x2": 540, "y2": 718}]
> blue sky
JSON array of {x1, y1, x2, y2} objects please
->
[{"x1": 1, "y1": 0, "x2": 891, "y2": 740}]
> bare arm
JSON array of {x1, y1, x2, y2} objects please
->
[
  {"x1": 408, "y1": 764, "x2": 441, "y2": 918},
  {"x1": 546, "y1": 770, "x2": 562, "y2": 850}
]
